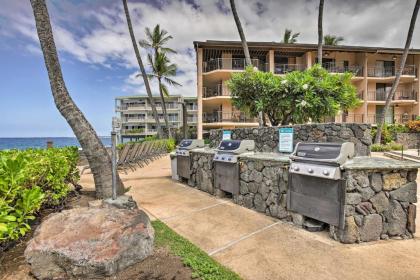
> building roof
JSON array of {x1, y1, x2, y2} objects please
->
[{"x1": 193, "y1": 40, "x2": 420, "y2": 54}]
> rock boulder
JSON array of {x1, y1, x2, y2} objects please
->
[{"x1": 25, "y1": 207, "x2": 154, "y2": 279}]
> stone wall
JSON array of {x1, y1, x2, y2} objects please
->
[
  {"x1": 188, "y1": 150, "x2": 216, "y2": 195},
  {"x1": 234, "y1": 157, "x2": 295, "y2": 222},
  {"x1": 396, "y1": 133, "x2": 420, "y2": 149},
  {"x1": 330, "y1": 169, "x2": 418, "y2": 243},
  {"x1": 208, "y1": 123, "x2": 372, "y2": 156}
]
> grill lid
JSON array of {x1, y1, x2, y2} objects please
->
[
  {"x1": 290, "y1": 142, "x2": 355, "y2": 166},
  {"x1": 177, "y1": 139, "x2": 205, "y2": 150},
  {"x1": 216, "y1": 140, "x2": 255, "y2": 154}
]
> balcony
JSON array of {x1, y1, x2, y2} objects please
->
[
  {"x1": 323, "y1": 62, "x2": 363, "y2": 76},
  {"x1": 203, "y1": 84, "x2": 230, "y2": 98},
  {"x1": 117, "y1": 104, "x2": 146, "y2": 111},
  {"x1": 367, "y1": 65, "x2": 416, "y2": 77},
  {"x1": 342, "y1": 114, "x2": 417, "y2": 124},
  {"x1": 122, "y1": 117, "x2": 146, "y2": 123},
  {"x1": 187, "y1": 117, "x2": 198, "y2": 123},
  {"x1": 203, "y1": 58, "x2": 267, "y2": 73},
  {"x1": 121, "y1": 128, "x2": 146, "y2": 135},
  {"x1": 186, "y1": 105, "x2": 198, "y2": 111},
  {"x1": 366, "y1": 91, "x2": 418, "y2": 102},
  {"x1": 273, "y1": 64, "x2": 304, "y2": 75},
  {"x1": 203, "y1": 111, "x2": 258, "y2": 123}
]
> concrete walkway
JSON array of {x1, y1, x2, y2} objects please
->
[{"x1": 80, "y1": 155, "x2": 420, "y2": 280}]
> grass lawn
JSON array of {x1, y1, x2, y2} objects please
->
[{"x1": 152, "y1": 220, "x2": 242, "y2": 280}]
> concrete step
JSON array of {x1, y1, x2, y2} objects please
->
[{"x1": 383, "y1": 151, "x2": 420, "y2": 163}]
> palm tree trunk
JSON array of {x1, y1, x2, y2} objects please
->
[
  {"x1": 158, "y1": 78, "x2": 172, "y2": 138},
  {"x1": 122, "y1": 0, "x2": 163, "y2": 139},
  {"x1": 30, "y1": 0, "x2": 124, "y2": 199},
  {"x1": 229, "y1": 0, "x2": 251, "y2": 66},
  {"x1": 317, "y1": 0, "x2": 324, "y2": 65},
  {"x1": 229, "y1": 0, "x2": 263, "y2": 127},
  {"x1": 375, "y1": 0, "x2": 420, "y2": 144}
]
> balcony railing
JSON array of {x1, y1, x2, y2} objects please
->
[
  {"x1": 342, "y1": 114, "x2": 417, "y2": 124},
  {"x1": 186, "y1": 105, "x2": 198, "y2": 110},
  {"x1": 187, "y1": 117, "x2": 198, "y2": 123},
  {"x1": 203, "y1": 58, "x2": 267, "y2": 72},
  {"x1": 203, "y1": 84, "x2": 230, "y2": 98},
  {"x1": 203, "y1": 111, "x2": 258, "y2": 123},
  {"x1": 121, "y1": 128, "x2": 145, "y2": 135},
  {"x1": 273, "y1": 64, "x2": 304, "y2": 74},
  {"x1": 367, "y1": 65, "x2": 416, "y2": 77},
  {"x1": 117, "y1": 104, "x2": 146, "y2": 110},
  {"x1": 323, "y1": 62, "x2": 363, "y2": 76},
  {"x1": 367, "y1": 91, "x2": 418, "y2": 101},
  {"x1": 123, "y1": 117, "x2": 146, "y2": 122}
]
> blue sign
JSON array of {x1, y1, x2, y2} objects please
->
[
  {"x1": 222, "y1": 130, "x2": 231, "y2": 140},
  {"x1": 278, "y1": 127, "x2": 294, "y2": 153}
]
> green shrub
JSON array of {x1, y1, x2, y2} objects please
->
[
  {"x1": 371, "y1": 142, "x2": 403, "y2": 152},
  {"x1": 118, "y1": 138, "x2": 175, "y2": 152},
  {"x1": 0, "y1": 147, "x2": 79, "y2": 242}
]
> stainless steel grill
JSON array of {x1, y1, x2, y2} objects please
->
[
  {"x1": 213, "y1": 140, "x2": 255, "y2": 195},
  {"x1": 287, "y1": 142, "x2": 355, "y2": 229},
  {"x1": 176, "y1": 139, "x2": 205, "y2": 179}
]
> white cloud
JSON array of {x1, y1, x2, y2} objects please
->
[{"x1": 1, "y1": 0, "x2": 420, "y2": 99}]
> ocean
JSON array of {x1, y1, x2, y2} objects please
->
[{"x1": 0, "y1": 137, "x2": 112, "y2": 150}]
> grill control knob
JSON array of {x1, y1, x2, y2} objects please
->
[
  {"x1": 307, "y1": 168, "x2": 314, "y2": 174},
  {"x1": 215, "y1": 156, "x2": 219, "y2": 160},
  {"x1": 222, "y1": 157, "x2": 225, "y2": 160},
  {"x1": 323, "y1": 170, "x2": 330, "y2": 176},
  {"x1": 293, "y1": 166, "x2": 299, "y2": 171},
  {"x1": 228, "y1": 158, "x2": 231, "y2": 161}
]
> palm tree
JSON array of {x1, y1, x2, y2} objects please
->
[
  {"x1": 122, "y1": 0, "x2": 163, "y2": 138},
  {"x1": 229, "y1": 0, "x2": 263, "y2": 126},
  {"x1": 146, "y1": 52, "x2": 181, "y2": 137},
  {"x1": 139, "y1": 24, "x2": 177, "y2": 138},
  {"x1": 282, "y1": 29, "x2": 300, "y2": 44},
  {"x1": 229, "y1": 0, "x2": 252, "y2": 66},
  {"x1": 375, "y1": 0, "x2": 420, "y2": 144},
  {"x1": 139, "y1": 25, "x2": 176, "y2": 55},
  {"x1": 29, "y1": 0, "x2": 124, "y2": 198},
  {"x1": 324, "y1": 35, "x2": 344, "y2": 45},
  {"x1": 317, "y1": 0, "x2": 324, "y2": 65}
]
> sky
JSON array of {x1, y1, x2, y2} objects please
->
[{"x1": 0, "y1": 0, "x2": 419, "y2": 137}]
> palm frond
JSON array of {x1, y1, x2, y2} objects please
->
[
  {"x1": 160, "y1": 83, "x2": 170, "y2": 97},
  {"x1": 163, "y1": 76, "x2": 181, "y2": 87}
]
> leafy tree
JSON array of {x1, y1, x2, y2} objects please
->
[
  {"x1": 282, "y1": 29, "x2": 300, "y2": 44},
  {"x1": 324, "y1": 34, "x2": 344, "y2": 45},
  {"x1": 227, "y1": 65, "x2": 360, "y2": 126}
]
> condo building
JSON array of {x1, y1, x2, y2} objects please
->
[
  {"x1": 194, "y1": 40, "x2": 420, "y2": 138},
  {"x1": 115, "y1": 95, "x2": 198, "y2": 142}
]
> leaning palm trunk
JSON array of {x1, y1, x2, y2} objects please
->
[
  {"x1": 122, "y1": 0, "x2": 163, "y2": 138},
  {"x1": 158, "y1": 78, "x2": 172, "y2": 138},
  {"x1": 317, "y1": 0, "x2": 324, "y2": 65},
  {"x1": 229, "y1": 0, "x2": 263, "y2": 127},
  {"x1": 30, "y1": 0, "x2": 124, "y2": 198},
  {"x1": 375, "y1": 0, "x2": 420, "y2": 144}
]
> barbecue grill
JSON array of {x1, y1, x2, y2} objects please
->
[
  {"x1": 287, "y1": 142, "x2": 355, "y2": 229},
  {"x1": 176, "y1": 139, "x2": 205, "y2": 180},
  {"x1": 213, "y1": 140, "x2": 255, "y2": 195}
]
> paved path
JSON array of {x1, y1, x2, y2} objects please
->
[{"x1": 80, "y1": 155, "x2": 420, "y2": 280}]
